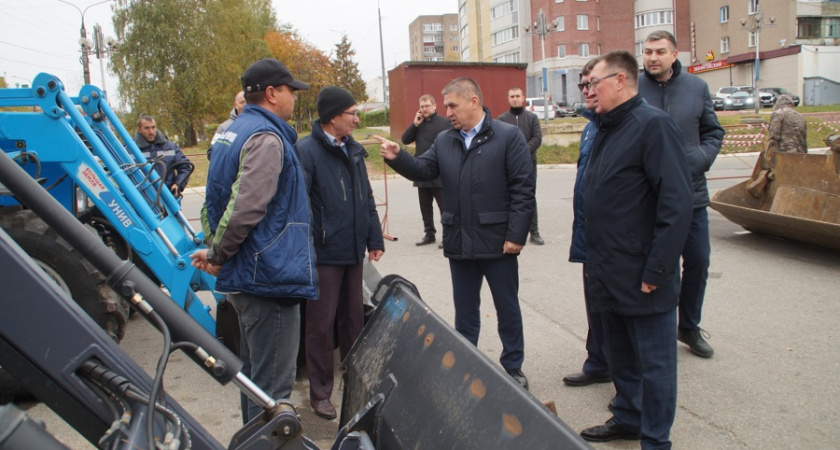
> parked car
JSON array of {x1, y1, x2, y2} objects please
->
[
  {"x1": 739, "y1": 87, "x2": 775, "y2": 107},
  {"x1": 525, "y1": 97, "x2": 556, "y2": 117},
  {"x1": 557, "y1": 102, "x2": 584, "y2": 117},
  {"x1": 715, "y1": 86, "x2": 741, "y2": 100},
  {"x1": 712, "y1": 96, "x2": 725, "y2": 111},
  {"x1": 723, "y1": 91, "x2": 755, "y2": 110},
  {"x1": 760, "y1": 87, "x2": 801, "y2": 106}
]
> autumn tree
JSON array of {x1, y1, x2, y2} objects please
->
[
  {"x1": 111, "y1": 0, "x2": 275, "y2": 145},
  {"x1": 331, "y1": 35, "x2": 368, "y2": 104},
  {"x1": 265, "y1": 27, "x2": 333, "y2": 130}
]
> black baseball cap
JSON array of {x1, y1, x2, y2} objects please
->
[{"x1": 241, "y1": 58, "x2": 310, "y2": 93}]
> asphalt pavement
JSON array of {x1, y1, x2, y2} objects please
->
[{"x1": 22, "y1": 152, "x2": 840, "y2": 449}]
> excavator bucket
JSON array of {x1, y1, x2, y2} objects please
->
[
  {"x1": 336, "y1": 275, "x2": 591, "y2": 449},
  {"x1": 710, "y1": 134, "x2": 840, "y2": 251}
]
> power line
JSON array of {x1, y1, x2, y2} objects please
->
[
  {"x1": 0, "y1": 40, "x2": 78, "y2": 60},
  {"x1": 0, "y1": 56, "x2": 75, "y2": 73}
]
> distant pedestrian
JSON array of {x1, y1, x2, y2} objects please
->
[
  {"x1": 401, "y1": 94, "x2": 450, "y2": 248},
  {"x1": 497, "y1": 86, "x2": 544, "y2": 245}
]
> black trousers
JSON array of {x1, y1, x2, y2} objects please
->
[{"x1": 418, "y1": 187, "x2": 444, "y2": 236}]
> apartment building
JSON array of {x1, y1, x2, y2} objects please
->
[{"x1": 409, "y1": 14, "x2": 462, "y2": 63}]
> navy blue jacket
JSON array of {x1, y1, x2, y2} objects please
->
[
  {"x1": 387, "y1": 108, "x2": 535, "y2": 259},
  {"x1": 584, "y1": 95, "x2": 693, "y2": 315},
  {"x1": 203, "y1": 105, "x2": 317, "y2": 300},
  {"x1": 133, "y1": 131, "x2": 191, "y2": 191},
  {"x1": 296, "y1": 121, "x2": 384, "y2": 265},
  {"x1": 569, "y1": 110, "x2": 598, "y2": 263},
  {"x1": 638, "y1": 59, "x2": 725, "y2": 208}
]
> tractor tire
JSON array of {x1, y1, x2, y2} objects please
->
[{"x1": 0, "y1": 209, "x2": 129, "y2": 341}]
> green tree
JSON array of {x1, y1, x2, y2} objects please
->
[
  {"x1": 331, "y1": 35, "x2": 367, "y2": 104},
  {"x1": 111, "y1": 0, "x2": 275, "y2": 145}
]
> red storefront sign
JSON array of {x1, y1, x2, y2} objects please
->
[{"x1": 688, "y1": 59, "x2": 733, "y2": 74}]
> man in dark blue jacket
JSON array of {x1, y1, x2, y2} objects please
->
[
  {"x1": 134, "y1": 115, "x2": 192, "y2": 197},
  {"x1": 578, "y1": 51, "x2": 693, "y2": 449},
  {"x1": 296, "y1": 86, "x2": 385, "y2": 420},
  {"x1": 191, "y1": 58, "x2": 317, "y2": 423},
  {"x1": 638, "y1": 31, "x2": 725, "y2": 358},
  {"x1": 377, "y1": 77, "x2": 535, "y2": 390},
  {"x1": 563, "y1": 57, "x2": 612, "y2": 388}
]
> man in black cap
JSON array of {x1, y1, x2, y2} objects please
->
[
  {"x1": 191, "y1": 58, "x2": 317, "y2": 423},
  {"x1": 296, "y1": 86, "x2": 385, "y2": 420}
]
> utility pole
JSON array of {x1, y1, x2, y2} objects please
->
[
  {"x1": 58, "y1": 0, "x2": 114, "y2": 85},
  {"x1": 525, "y1": 9, "x2": 556, "y2": 125},
  {"x1": 740, "y1": 4, "x2": 776, "y2": 113}
]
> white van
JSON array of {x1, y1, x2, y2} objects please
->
[{"x1": 525, "y1": 97, "x2": 555, "y2": 117}]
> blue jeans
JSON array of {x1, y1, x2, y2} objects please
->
[
  {"x1": 602, "y1": 309, "x2": 678, "y2": 450},
  {"x1": 228, "y1": 292, "x2": 300, "y2": 424},
  {"x1": 449, "y1": 257, "x2": 524, "y2": 370},
  {"x1": 679, "y1": 207, "x2": 711, "y2": 331}
]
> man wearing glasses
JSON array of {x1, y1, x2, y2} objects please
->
[
  {"x1": 638, "y1": 31, "x2": 725, "y2": 359},
  {"x1": 578, "y1": 51, "x2": 693, "y2": 449},
  {"x1": 296, "y1": 86, "x2": 385, "y2": 420},
  {"x1": 401, "y1": 94, "x2": 450, "y2": 248}
]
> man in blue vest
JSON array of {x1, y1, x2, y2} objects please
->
[{"x1": 191, "y1": 58, "x2": 317, "y2": 423}]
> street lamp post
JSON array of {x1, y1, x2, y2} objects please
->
[
  {"x1": 740, "y1": 4, "x2": 776, "y2": 113},
  {"x1": 525, "y1": 9, "x2": 556, "y2": 125},
  {"x1": 58, "y1": 0, "x2": 114, "y2": 85}
]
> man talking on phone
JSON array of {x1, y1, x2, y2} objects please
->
[{"x1": 401, "y1": 94, "x2": 451, "y2": 248}]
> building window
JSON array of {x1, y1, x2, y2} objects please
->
[
  {"x1": 555, "y1": 16, "x2": 565, "y2": 32},
  {"x1": 826, "y1": 18, "x2": 840, "y2": 38},
  {"x1": 462, "y1": 46, "x2": 470, "y2": 60},
  {"x1": 555, "y1": 0, "x2": 563, "y2": 2},
  {"x1": 721, "y1": 36, "x2": 730, "y2": 54},
  {"x1": 490, "y1": 0, "x2": 517, "y2": 20},
  {"x1": 577, "y1": 15, "x2": 589, "y2": 30},
  {"x1": 424, "y1": 46, "x2": 438, "y2": 54},
  {"x1": 450, "y1": 24, "x2": 458, "y2": 31},
  {"x1": 635, "y1": 41, "x2": 644, "y2": 55},
  {"x1": 797, "y1": 17, "x2": 820, "y2": 39},
  {"x1": 748, "y1": 31, "x2": 757, "y2": 47},
  {"x1": 578, "y1": 43, "x2": 590, "y2": 57},
  {"x1": 748, "y1": 0, "x2": 757, "y2": 15},
  {"x1": 494, "y1": 52, "x2": 521, "y2": 63},
  {"x1": 720, "y1": 6, "x2": 729, "y2": 23},
  {"x1": 460, "y1": 24, "x2": 469, "y2": 40},
  {"x1": 597, "y1": 16, "x2": 600, "y2": 31},
  {"x1": 422, "y1": 23, "x2": 443, "y2": 32},
  {"x1": 491, "y1": 26, "x2": 519, "y2": 46},
  {"x1": 635, "y1": 10, "x2": 673, "y2": 29},
  {"x1": 453, "y1": 45, "x2": 459, "y2": 51},
  {"x1": 557, "y1": 44, "x2": 566, "y2": 58}
]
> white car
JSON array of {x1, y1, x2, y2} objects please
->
[
  {"x1": 525, "y1": 97, "x2": 555, "y2": 117},
  {"x1": 715, "y1": 86, "x2": 741, "y2": 100}
]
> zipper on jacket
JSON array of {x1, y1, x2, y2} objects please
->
[{"x1": 339, "y1": 169, "x2": 347, "y2": 201}]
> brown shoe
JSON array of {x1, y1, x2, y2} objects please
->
[{"x1": 310, "y1": 398, "x2": 337, "y2": 420}]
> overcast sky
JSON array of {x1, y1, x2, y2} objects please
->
[{"x1": 0, "y1": 0, "x2": 458, "y2": 99}]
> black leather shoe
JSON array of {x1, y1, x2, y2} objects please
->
[
  {"x1": 310, "y1": 398, "x2": 337, "y2": 420},
  {"x1": 562, "y1": 371, "x2": 612, "y2": 387},
  {"x1": 580, "y1": 419, "x2": 640, "y2": 442},
  {"x1": 506, "y1": 368, "x2": 529, "y2": 390},
  {"x1": 415, "y1": 235, "x2": 436, "y2": 246},
  {"x1": 529, "y1": 233, "x2": 545, "y2": 245},
  {"x1": 678, "y1": 328, "x2": 714, "y2": 358}
]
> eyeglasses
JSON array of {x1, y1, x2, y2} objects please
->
[
  {"x1": 342, "y1": 110, "x2": 361, "y2": 117},
  {"x1": 578, "y1": 72, "x2": 620, "y2": 91}
]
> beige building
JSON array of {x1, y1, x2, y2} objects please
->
[
  {"x1": 689, "y1": 0, "x2": 840, "y2": 105},
  {"x1": 409, "y1": 14, "x2": 461, "y2": 62},
  {"x1": 459, "y1": 0, "x2": 493, "y2": 62}
]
